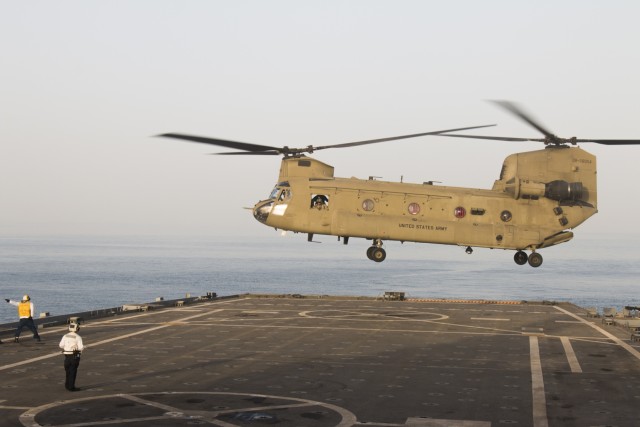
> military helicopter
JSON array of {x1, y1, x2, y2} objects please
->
[{"x1": 159, "y1": 101, "x2": 640, "y2": 267}]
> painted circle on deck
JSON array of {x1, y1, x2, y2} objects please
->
[
  {"x1": 19, "y1": 391, "x2": 357, "y2": 427},
  {"x1": 299, "y1": 309, "x2": 449, "y2": 321}
]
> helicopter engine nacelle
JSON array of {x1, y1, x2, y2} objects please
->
[
  {"x1": 544, "y1": 180, "x2": 584, "y2": 202},
  {"x1": 504, "y1": 178, "x2": 544, "y2": 199},
  {"x1": 504, "y1": 178, "x2": 584, "y2": 202},
  {"x1": 495, "y1": 147, "x2": 596, "y2": 207}
]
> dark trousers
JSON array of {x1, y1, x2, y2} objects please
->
[
  {"x1": 15, "y1": 317, "x2": 40, "y2": 339},
  {"x1": 64, "y1": 355, "x2": 81, "y2": 390}
]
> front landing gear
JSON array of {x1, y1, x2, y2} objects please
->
[
  {"x1": 513, "y1": 250, "x2": 543, "y2": 268},
  {"x1": 366, "y1": 239, "x2": 386, "y2": 263},
  {"x1": 514, "y1": 251, "x2": 528, "y2": 265}
]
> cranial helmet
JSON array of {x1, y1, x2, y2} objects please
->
[
  {"x1": 68, "y1": 322, "x2": 80, "y2": 333},
  {"x1": 22, "y1": 295, "x2": 30, "y2": 302}
]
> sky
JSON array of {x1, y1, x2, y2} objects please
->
[{"x1": 2, "y1": 1, "x2": 640, "y2": 240}]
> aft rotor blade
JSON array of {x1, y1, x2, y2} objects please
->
[
  {"x1": 438, "y1": 134, "x2": 546, "y2": 142},
  {"x1": 314, "y1": 124, "x2": 496, "y2": 150},
  {"x1": 442, "y1": 101, "x2": 640, "y2": 147},
  {"x1": 490, "y1": 100, "x2": 558, "y2": 140},
  {"x1": 576, "y1": 139, "x2": 640, "y2": 145},
  {"x1": 158, "y1": 133, "x2": 281, "y2": 153},
  {"x1": 439, "y1": 135, "x2": 640, "y2": 145}
]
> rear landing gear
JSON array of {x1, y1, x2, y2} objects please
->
[
  {"x1": 366, "y1": 239, "x2": 386, "y2": 263},
  {"x1": 528, "y1": 252, "x2": 543, "y2": 268},
  {"x1": 513, "y1": 250, "x2": 543, "y2": 268}
]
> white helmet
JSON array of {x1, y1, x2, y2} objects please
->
[
  {"x1": 22, "y1": 295, "x2": 30, "y2": 302},
  {"x1": 68, "y1": 322, "x2": 80, "y2": 333}
]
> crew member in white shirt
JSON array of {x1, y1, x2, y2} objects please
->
[{"x1": 59, "y1": 322, "x2": 84, "y2": 391}]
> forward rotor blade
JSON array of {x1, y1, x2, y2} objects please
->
[
  {"x1": 214, "y1": 151, "x2": 280, "y2": 155},
  {"x1": 314, "y1": 124, "x2": 496, "y2": 150},
  {"x1": 159, "y1": 125, "x2": 497, "y2": 156},
  {"x1": 158, "y1": 133, "x2": 281, "y2": 153},
  {"x1": 490, "y1": 100, "x2": 557, "y2": 140}
]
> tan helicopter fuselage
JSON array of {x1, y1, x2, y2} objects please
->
[{"x1": 253, "y1": 146, "x2": 597, "y2": 252}]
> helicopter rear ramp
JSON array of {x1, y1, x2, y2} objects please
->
[{"x1": 0, "y1": 295, "x2": 639, "y2": 426}]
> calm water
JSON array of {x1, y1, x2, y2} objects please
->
[{"x1": 1, "y1": 234, "x2": 638, "y2": 324}]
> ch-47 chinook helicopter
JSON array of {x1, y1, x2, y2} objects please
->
[{"x1": 160, "y1": 101, "x2": 640, "y2": 267}]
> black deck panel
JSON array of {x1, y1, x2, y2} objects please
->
[{"x1": 0, "y1": 295, "x2": 639, "y2": 427}]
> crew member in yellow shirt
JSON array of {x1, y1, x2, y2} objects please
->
[{"x1": 5, "y1": 295, "x2": 41, "y2": 342}]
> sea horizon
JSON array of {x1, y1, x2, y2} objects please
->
[{"x1": 1, "y1": 233, "x2": 638, "y2": 324}]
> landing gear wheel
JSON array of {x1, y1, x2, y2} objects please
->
[
  {"x1": 370, "y1": 247, "x2": 386, "y2": 263},
  {"x1": 366, "y1": 246, "x2": 376, "y2": 260},
  {"x1": 528, "y1": 252, "x2": 543, "y2": 268},
  {"x1": 514, "y1": 251, "x2": 528, "y2": 266}
]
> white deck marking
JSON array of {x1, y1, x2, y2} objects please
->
[
  {"x1": 560, "y1": 336, "x2": 582, "y2": 373},
  {"x1": 0, "y1": 308, "x2": 227, "y2": 372},
  {"x1": 553, "y1": 305, "x2": 640, "y2": 362},
  {"x1": 242, "y1": 311, "x2": 280, "y2": 314},
  {"x1": 19, "y1": 391, "x2": 359, "y2": 427},
  {"x1": 407, "y1": 419, "x2": 490, "y2": 426},
  {"x1": 357, "y1": 419, "x2": 490, "y2": 426},
  {"x1": 37, "y1": 415, "x2": 173, "y2": 426},
  {"x1": 469, "y1": 317, "x2": 510, "y2": 321},
  {"x1": 529, "y1": 336, "x2": 549, "y2": 427},
  {"x1": 0, "y1": 404, "x2": 30, "y2": 410},
  {"x1": 0, "y1": 298, "x2": 251, "y2": 372}
]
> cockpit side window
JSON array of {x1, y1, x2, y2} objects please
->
[
  {"x1": 269, "y1": 181, "x2": 290, "y2": 199},
  {"x1": 269, "y1": 187, "x2": 280, "y2": 199}
]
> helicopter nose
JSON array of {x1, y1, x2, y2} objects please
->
[{"x1": 253, "y1": 200, "x2": 274, "y2": 224}]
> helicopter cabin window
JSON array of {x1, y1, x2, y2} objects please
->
[
  {"x1": 311, "y1": 194, "x2": 329, "y2": 209},
  {"x1": 407, "y1": 203, "x2": 420, "y2": 215},
  {"x1": 471, "y1": 208, "x2": 486, "y2": 216},
  {"x1": 361, "y1": 199, "x2": 375, "y2": 211},
  {"x1": 298, "y1": 160, "x2": 311, "y2": 167}
]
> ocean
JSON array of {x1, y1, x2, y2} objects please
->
[{"x1": 1, "y1": 234, "x2": 638, "y2": 324}]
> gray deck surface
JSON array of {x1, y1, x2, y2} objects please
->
[{"x1": 1, "y1": 295, "x2": 639, "y2": 427}]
